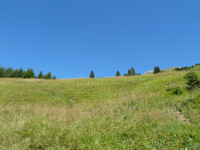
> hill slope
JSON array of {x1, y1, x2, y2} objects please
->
[{"x1": 0, "y1": 71, "x2": 200, "y2": 149}]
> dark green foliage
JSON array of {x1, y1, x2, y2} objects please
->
[
  {"x1": 38, "y1": 71, "x2": 43, "y2": 79},
  {"x1": 43, "y1": 72, "x2": 52, "y2": 79},
  {"x1": 23, "y1": 68, "x2": 35, "y2": 78},
  {"x1": 124, "y1": 67, "x2": 136, "y2": 76},
  {"x1": 10, "y1": 69, "x2": 20, "y2": 78},
  {"x1": 175, "y1": 63, "x2": 200, "y2": 71},
  {"x1": 184, "y1": 72, "x2": 200, "y2": 90},
  {"x1": 52, "y1": 75, "x2": 56, "y2": 79},
  {"x1": 18, "y1": 68, "x2": 24, "y2": 78},
  {"x1": 116, "y1": 70, "x2": 121, "y2": 77},
  {"x1": 154, "y1": 66, "x2": 161, "y2": 74},
  {"x1": 46, "y1": 72, "x2": 52, "y2": 79},
  {"x1": 175, "y1": 66, "x2": 191, "y2": 71},
  {"x1": 0, "y1": 66, "x2": 5, "y2": 77},
  {"x1": 0, "y1": 66, "x2": 56, "y2": 79},
  {"x1": 166, "y1": 86, "x2": 183, "y2": 95},
  {"x1": 5, "y1": 68, "x2": 13, "y2": 77},
  {"x1": 90, "y1": 70, "x2": 95, "y2": 78},
  {"x1": 128, "y1": 67, "x2": 135, "y2": 76}
]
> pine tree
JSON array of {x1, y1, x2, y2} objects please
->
[
  {"x1": 23, "y1": 68, "x2": 35, "y2": 78},
  {"x1": 90, "y1": 70, "x2": 95, "y2": 78},
  {"x1": 10, "y1": 69, "x2": 19, "y2": 78},
  {"x1": 38, "y1": 71, "x2": 43, "y2": 79},
  {"x1": 5, "y1": 68, "x2": 13, "y2": 77},
  {"x1": 45, "y1": 72, "x2": 52, "y2": 79},
  {"x1": 157, "y1": 66, "x2": 161, "y2": 73},
  {"x1": 116, "y1": 70, "x2": 121, "y2": 76},
  {"x1": 154, "y1": 66, "x2": 161, "y2": 74},
  {"x1": 127, "y1": 67, "x2": 135, "y2": 76},
  {"x1": 43, "y1": 75, "x2": 46, "y2": 79},
  {"x1": 128, "y1": 69, "x2": 131, "y2": 75},
  {"x1": 129, "y1": 67, "x2": 135, "y2": 75},
  {"x1": 0, "y1": 66, "x2": 5, "y2": 77},
  {"x1": 52, "y1": 75, "x2": 56, "y2": 79},
  {"x1": 18, "y1": 68, "x2": 24, "y2": 78}
]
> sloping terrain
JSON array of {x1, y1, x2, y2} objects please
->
[{"x1": 0, "y1": 71, "x2": 200, "y2": 149}]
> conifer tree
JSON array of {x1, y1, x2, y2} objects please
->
[
  {"x1": 90, "y1": 70, "x2": 95, "y2": 78},
  {"x1": 128, "y1": 69, "x2": 131, "y2": 75},
  {"x1": 23, "y1": 68, "x2": 35, "y2": 78},
  {"x1": 43, "y1": 75, "x2": 46, "y2": 79},
  {"x1": 116, "y1": 70, "x2": 121, "y2": 76},
  {"x1": 0, "y1": 66, "x2": 5, "y2": 77},
  {"x1": 154, "y1": 66, "x2": 161, "y2": 74},
  {"x1": 129, "y1": 67, "x2": 135, "y2": 75},
  {"x1": 38, "y1": 71, "x2": 43, "y2": 79},
  {"x1": 10, "y1": 69, "x2": 19, "y2": 78},
  {"x1": 5, "y1": 68, "x2": 13, "y2": 77},
  {"x1": 127, "y1": 67, "x2": 135, "y2": 76},
  {"x1": 45, "y1": 72, "x2": 52, "y2": 79},
  {"x1": 157, "y1": 66, "x2": 161, "y2": 73},
  {"x1": 18, "y1": 68, "x2": 24, "y2": 78},
  {"x1": 52, "y1": 75, "x2": 56, "y2": 79}
]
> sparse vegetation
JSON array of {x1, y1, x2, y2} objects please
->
[
  {"x1": 175, "y1": 63, "x2": 200, "y2": 71},
  {"x1": 184, "y1": 72, "x2": 200, "y2": 90},
  {"x1": 166, "y1": 86, "x2": 183, "y2": 95}
]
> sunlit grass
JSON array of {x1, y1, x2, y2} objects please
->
[{"x1": 0, "y1": 71, "x2": 200, "y2": 149}]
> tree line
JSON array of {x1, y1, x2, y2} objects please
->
[
  {"x1": 0, "y1": 66, "x2": 56, "y2": 79},
  {"x1": 89, "y1": 66, "x2": 161, "y2": 78},
  {"x1": 175, "y1": 63, "x2": 200, "y2": 71}
]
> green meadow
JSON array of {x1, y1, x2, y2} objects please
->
[{"x1": 0, "y1": 70, "x2": 200, "y2": 149}]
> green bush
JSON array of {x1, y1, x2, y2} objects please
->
[
  {"x1": 184, "y1": 72, "x2": 200, "y2": 91},
  {"x1": 166, "y1": 86, "x2": 183, "y2": 95}
]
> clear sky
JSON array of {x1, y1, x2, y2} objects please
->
[{"x1": 0, "y1": 0, "x2": 200, "y2": 78}]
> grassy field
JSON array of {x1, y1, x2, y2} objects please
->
[{"x1": 0, "y1": 70, "x2": 200, "y2": 149}]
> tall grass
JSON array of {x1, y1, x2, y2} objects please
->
[{"x1": 0, "y1": 71, "x2": 200, "y2": 149}]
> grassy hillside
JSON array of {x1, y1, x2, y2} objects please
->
[
  {"x1": 145, "y1": 64, "x2": 200, "y2": 74},
  {"x1": 0, "y1": 71, "x2": 200, "y2": 149}
]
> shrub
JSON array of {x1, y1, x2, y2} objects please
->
[
  {"x1": 171, "y1": 87, "x2": 183, "y2": 95},
  {"x1": 166, "y1": 86, "x2": 183, "y2": 95},
  {"x1": 184, "y1": 72, "x2": 200, "y2": 91}
]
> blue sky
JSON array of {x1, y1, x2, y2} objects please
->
[{"x1": 0, "y1": 0, "x2": 200, "y2": 78}]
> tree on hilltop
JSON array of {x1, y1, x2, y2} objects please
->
[
  {"x1": 154, "y1": 66, "x2": 161, "y2": 74},
  {"x1": 45, "y1": 72, "x2": 52, "y2": 79},
  {"x1": 129, "y1": 67, "x2": 135, "y2": 76},
  {"x1": 116, "y1": 70, "x2": 121, "y2": 77},
  {"x1": 90, "y1": 70, "x2": 95, "y2": 78},
  {"x1": 38, "y1": 71, "x2": 43, "y2": 79},
  {"x1": 23, "y1": 68, "x2": 35, "y2": 78},
  {"x1": 52, "y1": 75, "x2": 56, "y2": 79}
]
